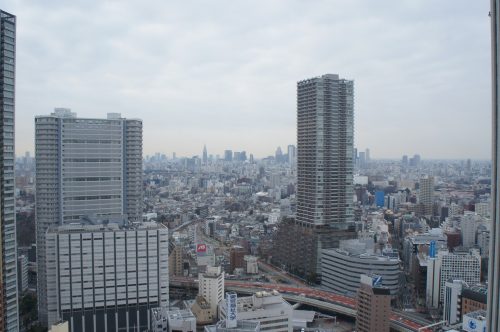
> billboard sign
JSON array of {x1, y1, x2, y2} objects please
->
[
  {"x1": 226, "y1": 292, "x2": 238, "y2": 328},
  {"x1": 196, "y1": 243, "x2": 207, "y2": 253},
  {"x1": 463, "y1": 315, "x2": 487, "y2": 332}
]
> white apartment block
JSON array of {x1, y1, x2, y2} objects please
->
[
  {"x1": 426, "y1": 249, "x2": 481, "y2": 308},
  {"x1": 45, "y1": 222, "x2": 169, "y2": 332},
  {"x1": 35, "y1": 110, "x2": 143, "y2": 325},
  {"x1": 461, "y1": 213, "x2": 480, "y2": 248},
  {"x1": 199, "y1": 265, "x2": 224, "y2": 314}
]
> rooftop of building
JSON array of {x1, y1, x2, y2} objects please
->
[
  {"x1": 226, "y1": 291, "x2": 291, "y2": 313},
  {"x1": 167, "y1": 309, "x2": 196, "y2": 321},
  {"x1": 47, "y1": 220, "x2": 167, "y2": 234},
  {"x1": 464, "y1": 310, "x2": 487, "y2": 320},
  {"x1": 205, "y1": 320, "x2": 260, "y2": 332},
  {"x1": 323, "y1": 247, "x2": 400, "y2": 262},
  {"x1": 462, "y1": 285, "x2": 488, "y2": 303},
  {"x1": 36, "y1": 108, "x2": 142, "y2": 122}
]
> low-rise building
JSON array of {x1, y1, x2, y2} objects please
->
[
  {"x1": 219, "y1": 291, "x2": 292, "y2": 332},
  {"x1": 462, "y1": 285, "x2": 487, "y2": 318},
  {"x1": 356, "y1": 274, "x2": 390, "y2": 332},
  {"x1": 205, "y1": 320, "x2": 260, "y2": 332},
  {"x1": 322, "y1": 247, "x2": 400, "y2": 297}
]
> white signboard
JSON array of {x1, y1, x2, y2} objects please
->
[
  {"x1": 463, "y1": 315, "x2": 487, "y2": 332},
  {"x1": 226, "y1": 292, "x2": 238, "y2": 328}
]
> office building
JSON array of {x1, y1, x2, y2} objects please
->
[
  {"x1": 443, "y1": 279, "x2": 466, "y2": 325},
  {"x1": 0, "y1": 10, "x2": 18, "y2": 332},
  {"x1": 198, "y1": 265, "x2": 224, "y2": 315},
  {"x1": 224, "y1": 150, "x2": 233, "y2": 162},
  {"x1": 230, "y1": 246, "x2": 246, "y2": 273},
  {"x1": 219, "y1": 291, "x2": 292, "y2": 332},
  {"x1": 355, "y1": 274, "x2": 390, "y2": 332},
  {"x1": 35, "y1": 110, "x2": 143, "y2": 324},
  {"x1": 45, "y1": 222, "x2": 169, "y2": 332},
  {"x1": 418, "y1": 176, "x2": 434, "y2": 216},
  {"x1": 321, "y1": 246, "x2": 400, "y2": 297},
  {"x1": 426, "y1": 249, "x2": 481, "y2": 308},
  {"x1": 273, "y1": 74, "x2": 356, "y2": 282},
  {"x1": 461, "y1": 213, "x2": 480, "y2": 248},
  {"x1": 462, "y1": 285, "x2": 487, "y2": 317}
]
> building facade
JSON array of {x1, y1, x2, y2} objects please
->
[
  {"x1": 462, "y1": 285, "x2": 487, "y2": 318},
  {"x1": 198, "y1": 265, "x2": 224, "y2": 315},
  {"x1": 0, "y1": 10, "x2": 18, "y2": 332},
  {"x1": 321, "y1": 248, "x2": 400, "y2": 297},
  {"x1": 45, "y1": 222, "x2": 169, "y2": 332},
  {"x1": 355, "y1": 274, "x2": 390, "y2": 332},
  {"x1": 273, "y1": 74, "x2": 356, "y2": 282},
  {"x1": 35, "y1": 110, "x2": 143, "y2": 324},
  {"x1": 418, "y1": 176, "x2": 434, "y2": 216},
  {"x1": 443, "y1": 279, "x2": 465, "y2": 325},
  {"x1": 296, "y1": 74, "x2": 354, "y2": 226},
  {"x1": 426, "y1": 249, "x2": 481, "y2": 308}
]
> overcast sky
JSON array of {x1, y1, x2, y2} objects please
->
[{"x1": 4, "y1": 0, "x2": 491, "y2": 159}]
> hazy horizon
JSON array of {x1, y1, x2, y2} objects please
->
[{"x1": 4, "y1": 0, "x2": 492, "y2": 159}]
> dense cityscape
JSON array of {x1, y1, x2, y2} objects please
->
[{"x1": 1, "y1": 2, "x2": 499, "y2": 332}]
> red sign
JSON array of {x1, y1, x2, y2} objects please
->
[{"x1": 197, "y1": 244, "x2": 207, "y2": 252}]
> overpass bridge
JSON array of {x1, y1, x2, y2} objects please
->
[{"x1": 170, "y1": 277, "x2": 435, "y2": 331}]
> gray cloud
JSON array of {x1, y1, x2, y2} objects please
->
[{"x1": 4, "y1": 0, "x2": 491, "y2": 158}]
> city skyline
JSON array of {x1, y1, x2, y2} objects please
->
[{"x1": 2, "y1": 0, "x2": 491, "y2": 159}]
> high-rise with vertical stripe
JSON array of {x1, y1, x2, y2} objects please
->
[
  {"x1": 0, "y1": 10, "x2": 18, "y2": 332},
  {"x1": 35, "y1": 110, "x2": 143, "y2": 326}
]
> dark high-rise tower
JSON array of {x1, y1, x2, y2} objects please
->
[
  {"x1": 273, "y1": 74, "x2": 356, "y2": 282},
  {"x1": 0, "y1": 10, "x2": 18, "y2": 332},
  {"x1": 296, "y1": 74, "x2": 354, "y2": 226}
]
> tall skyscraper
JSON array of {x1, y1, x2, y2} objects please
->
[
  {"x1": 203, "y1": 144, "x2": 208, "y2": 165},
  {"x1": 35, "y1": 109, "x2": 143, "y2": 325},
  {"x1": 273, "y1": 74, "x2": 356, "y2": 282},
  {"x1": 0, "y1": 10, "x2": 19, "y2": 332},
  {"x1": 418, "y1": 176, "x2": 434, "y2": 216},
  {"x1": 296, "y1": 74, "x2": 354, "y2": 226},
  {"x1": 489, "y1": 1, "x2": 500, "y2": 329}
]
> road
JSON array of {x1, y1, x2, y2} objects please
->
[{"x1": 170, "y1": 276, "x2": 433, "y2": 331}]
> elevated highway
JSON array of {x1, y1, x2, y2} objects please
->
[{"x1": 170, "y1": 276, "x2": 434, "y2": 331}]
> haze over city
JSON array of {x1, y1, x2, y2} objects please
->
[{"x1": 4, "y1": 0, "x2": 491, "y2": 159}]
